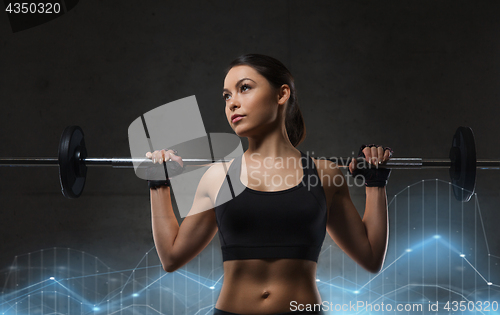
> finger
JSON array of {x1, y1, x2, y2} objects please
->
[
  {"x1": 165, "y1": 149, "x2": 176, "y2": 158},
  {"x1": 153, "y1": 150, "x2": 165, "y2": 164},
  {"x1": 377, "y1": 146, "x2": 384, "y2": 164},
  {"x1": 168, "y1": 152, "x2": 184, "y2": 168},
  {"x1": 169, "y1": 149, "x2": 178, "y2": 156},
  {"x1": 371, "y1": 146, "x2": 378, "y2": 165},
  {"x1": 145, "y1": 152, "x2": 152, "y2": 158},
  {"x1": 161, "y1": 149, "x2": 176, "y2": 163},
  {"x1": 349, "y1": 158, "x2": 357, "y2": 174},
  {"x1": 158, "y1": 149, "x2": 167, "y2": 164},
  {"x1": 151, "y1": 151, "x2": 159, "y2": 164},
  {"x1": 363, "y1": 147, "x2": 372, "y2": 164},
  {"x1": 383, "y1": 148, "x2": 392, "y2": 162}
]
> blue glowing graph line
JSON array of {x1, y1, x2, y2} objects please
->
[
  {"x1": 211, "y1": 274, "x2": 224, "y2": 287},
  {"x1": 321, "y1": 239, "x2": 489, "y2": 293},
  {"x1": 170, "y1": 269, "x2": 216, "y2": 289},
  {"x1": 2, "y1": 281, "x2": 165, "y2": 310},
  {"x1": 315, "y1": 235, "x2": 497, "y2": 302},
  {"x1": 463, "y1": 257, "x2": 490, "y2": 284},
  {"x1": 356, "y1": 252, "x2": 407, "y2": 291},
  {"x1": 0, "y1": 279, "x2": 76, "y2": 307},
  {"x1": 107, "y1": 304, "x2": 163, "y2": 315},
  {"x1": 316, "y1": 277, "x2": 354, "y2": 291},
  {"x1": 315, "y1": 179, "x2": 498, "y2": 310},
  {"x1": 388, "y1": 179, "x2": 473, "y2": 207},
  {"x1": 118, "y1": 246, "x2": 157, "y2": 296},
  {"x1": 134, "y1": 272, "x2": 169, "y2": 294},
  {"x1": 318, "y1": 245, "x2": 332, "y2": 257},
  {"x1": 172, "y1": 268, "x2": 222, "y2": 288},
  {"x1": 95, "y1": 265, "x2": 163, "y2": 304},
  {"x1": 1, "y1": 290, "x2": 98, "y2": 314},
  {"x1": 354, "y1": 284, "x2": 488, "y2": 315},
  {"x1": 58, "y1": 264, "x2": 163, "y2": 281},
  {"x1": 1, "y1": 279, "x2": 51, "y2": 300},
  {"x1": 192, "y1": 303, "x2": 216, "y2": 315},
  {"x1": 0, "y1": 254, "x2": 492, "y2": 312},
  {"x1": 476, "y1": 196, "x2": 492, "y2": 255},
  {"x1": 1, "y1": 179, "x2": 499, "y2": 315}
]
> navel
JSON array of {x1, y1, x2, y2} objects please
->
[{"x1": 261, "y1": 290, "x2": 270, "y2": 299}]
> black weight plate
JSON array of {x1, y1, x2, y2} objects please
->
[
  {"x1": 449, "y1": 126, "x2": 476, "y2": 202},
  {"x1": 58, "y1": 126, "x2": 87, "y2": 198}
]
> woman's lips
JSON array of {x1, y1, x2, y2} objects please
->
[{"x1": 232, "y1": 116, "x2": 244, "y2": 123}]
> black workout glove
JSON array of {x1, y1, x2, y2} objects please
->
[
  {"x1": 348, "y1": 144, "x2": 393, "y2": 187},
  {"x1": 148, "y1": 179, "x2": 171, "y2": 189},
  {"x1": 147, "y1": 161, "x2": 171, "y2": 189}
]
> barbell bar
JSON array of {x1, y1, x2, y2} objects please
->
[
  {"x1": 3, "y1": 156, "x2": 490, "y2": 168},
  {"x1": 0, "y1": 126, "x2": 495, "y2": 201}
]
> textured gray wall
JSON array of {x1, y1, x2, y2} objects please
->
[{"x1": 1, "y1": 1, "x2": 499, "y2": 276}]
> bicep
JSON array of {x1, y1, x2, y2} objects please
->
[
  {"x1": 169, "y1": 167, "x2": 222, "y2": 270},
  {"x1": 170, "y1": 203, "x2": 218, "y2": 270},
  {"x1": 326, "y1": 172, "x2": 372, "y2": 265}
]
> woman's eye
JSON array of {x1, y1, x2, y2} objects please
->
[{"x1": 223, "y1": 84, "x2": 250, "y2": 101}]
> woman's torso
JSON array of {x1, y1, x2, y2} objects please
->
[{"x1": 207, "y1": 151, "x2": 333, "y2": 314}]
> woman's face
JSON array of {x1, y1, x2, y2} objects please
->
[{"x1": 223, "y1": 65, "x2": 285, "y2": 138}]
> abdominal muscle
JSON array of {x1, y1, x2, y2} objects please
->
[{"x1": 215, "y1": 258, "x2": 322, "y2": 314}]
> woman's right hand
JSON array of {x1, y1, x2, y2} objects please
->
[{"x1": 145, "y1": 149, "x2": 184, "y2": 168}]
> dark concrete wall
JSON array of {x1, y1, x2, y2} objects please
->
[{"x1": 1, "y1": 0, "x2": 499, "y2": 276}]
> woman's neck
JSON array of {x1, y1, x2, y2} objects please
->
[{"x1": 245, "y1": 124, "x2": 298, "y2": 160}]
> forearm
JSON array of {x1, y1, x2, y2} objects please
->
[
  {"x1": 150, "y1": 186, "x2": 179, "y2": 270},
  {"x1": 362, "y1": 186, "x2": 389, "y2": 271}
]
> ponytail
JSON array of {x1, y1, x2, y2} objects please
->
[{"x1": 284, "y1": 89, "x2": 306, "y2": 147}]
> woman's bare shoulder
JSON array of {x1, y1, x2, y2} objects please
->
[
  {"x1": 311, "y1": 157, "x2": 344, "y2": 192},
  {"x1": 311, "y1": 157, "x2": 340, "y2": 174},
  {"x1": 202, "y1": 159, "x2": 235, "y2": 180},
  {"x1": 197, "y1": 159, "x2": 236, "y2": 201}
]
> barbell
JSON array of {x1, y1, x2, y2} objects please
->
[{"x1": 0, "y1": 126, "x2": 496, "y2": 202}]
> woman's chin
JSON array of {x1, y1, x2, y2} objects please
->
[
  {"x1": 233, "y1": 124, "x2": 268, "y2": 139},
  {"x1": 234, "y1": 130, "x2": 253, "y2": 139},
  {"x1": 234, "y1": 130, "x2": 248, "y2": 137},
  {"x1": 232, "y1": 125, "x2": 248, "y2": 136}
]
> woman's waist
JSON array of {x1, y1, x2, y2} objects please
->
[
  {"x1": 217, "y1": 271, "x2": 322, "y2": 314},
  {"x1": 221, "y1": 244, "x2": 323, "y2": 261},
  {"x1": 222, "y1": 258, "x2": 318, "y2": 284}
]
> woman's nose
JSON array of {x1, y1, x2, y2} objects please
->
[{"x1": 229, "y1": 97, "x2": 240, "y2": 110}]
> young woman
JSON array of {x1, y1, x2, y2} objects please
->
[{"x1": 146, "y1": 54, "x2": 392, "y2": 315}]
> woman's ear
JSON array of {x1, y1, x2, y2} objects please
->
[{"x1": 277, "y1": 84, "x2": 291, "y2": 105}]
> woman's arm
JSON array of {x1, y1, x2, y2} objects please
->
[
  {"x1": 150, "y1": 162, "x2": 225, "y2": 273},
  {"x1": 318, "y1": 160, "x2": 389, "y2": 273}
]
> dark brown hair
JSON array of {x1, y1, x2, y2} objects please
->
[{"x1": 226, "y1": 53, "x2": 306, "y2": 147}]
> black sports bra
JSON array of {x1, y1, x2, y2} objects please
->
[{"x1": 214, "y1": 151, "x2": 328, "y2": 262}]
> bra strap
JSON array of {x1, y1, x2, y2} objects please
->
[
  {"x1": 227, "y1": 154, "x2": 245, "y2": 193},
  {"x1": 300, "y1": 151, "x2": 315, "y2": 177},
  {"x1": 300, "y1": 151, "x2": 328, "y2": 210}
]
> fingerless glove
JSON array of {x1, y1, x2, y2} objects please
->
[{"x1": 348, "y1": 144, "x2": 393, "y2": 187}]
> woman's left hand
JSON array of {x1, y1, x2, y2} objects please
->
[
  {"x1": 349, "y1": 145, "x2": 393, "y2": 187},
  {"x1": 349, "y1": 145, "x2": 393, "y2": 173}
]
